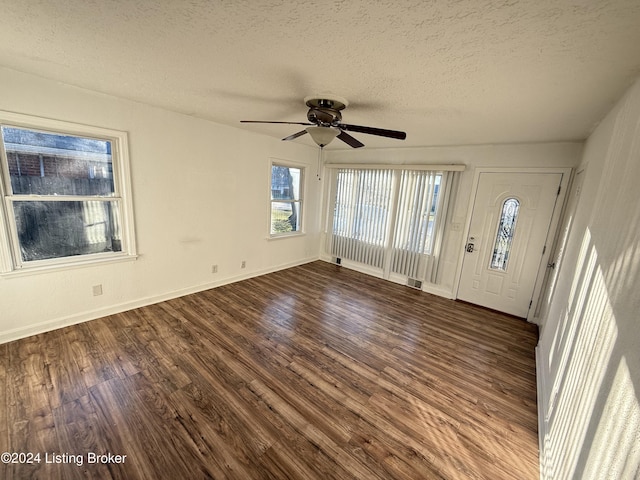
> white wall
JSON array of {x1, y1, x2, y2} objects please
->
[
  {"x1": 0, "y1": 68, "x2": 582, "y2": 344},
  {"x1": 537, "y1": 78, "x2": 640, "y2": 479},
  {"x1": 324, "y1": 142, "x2": 582, "y2": 296},
  {"x1": 0, "y1": 68, "x2": 321, "y2": 343}
]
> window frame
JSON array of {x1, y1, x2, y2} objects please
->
[
  {"x1": 0, "y1": 111, "x2": 137, "y2": 274},
  {"x1": 268, "y1": 158, "x2": 305, "y2": 239}
]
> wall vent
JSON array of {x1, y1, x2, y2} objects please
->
[{"x1": 407, "y1": 278, "x2": 422, "y2": 290}]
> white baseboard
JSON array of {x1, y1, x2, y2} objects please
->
[
  {"x1": 0, "y1": 256, "x2": 319, "y2": 345},
  {"x1": 319, "y1": 256, "x2": 456, "y2": 299},
  {"x1": 421, "y1": 283, "x2": 456, "y2": 299}
]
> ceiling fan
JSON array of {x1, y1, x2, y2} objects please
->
[{"x1": 241, "y1": 95, "x2": 406, "y2": 148}]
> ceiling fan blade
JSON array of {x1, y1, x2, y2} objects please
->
[
  {"x1": 240, "y1": 120, "x2": 313, "y2": 126},
  {"x1": 282, "y1": 130, "x2": 308, "y2": 141},
  {"x1": 337, "y1": 131, "x2": 364, "y2": 148},
  {"x1": 339, "y1": 123, "x2": 406, "y2": 140}
]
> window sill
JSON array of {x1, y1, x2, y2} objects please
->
[
  {"x1": 1, "y1": 254, "x2": 138, "y2": 278},
  {"x1": 267, "y1": 232, "x2": 306, "y2": 241}
]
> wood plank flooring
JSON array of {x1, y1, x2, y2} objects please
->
[{"x1": 0, "y1": 261, "x2": 540, "y2": 479}]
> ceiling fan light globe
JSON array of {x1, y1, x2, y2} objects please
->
[{"x1": 306, "y1": 126, "x2": 339, "y2": 147}]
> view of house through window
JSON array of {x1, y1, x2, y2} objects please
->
[
  {"x1": 0, "y1": 118, "x2": 135, "y2": 271},
  {"x1": 270, "y1": 163, "x2": 303, "y2": 236}
]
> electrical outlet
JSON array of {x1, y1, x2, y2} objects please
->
[
  {"x1": 241, "y1": 260, "x2": 246, "y2": 269},
  {"x1": 212, "y1": 264, "x2": 218, "y2": 273},
  {"x1": 92, "y1": 284, "x2": 103, "y2": 296}
]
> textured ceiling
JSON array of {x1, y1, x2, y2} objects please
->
[{"x1": 1, "y1": 0, "x2": 639, "y2": 149}]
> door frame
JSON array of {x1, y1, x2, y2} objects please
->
[{"x1": 454, "y1": 167, "x2": 573, "y2": 323}]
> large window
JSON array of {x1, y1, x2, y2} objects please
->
[
  {"x1": 328, "y1": 166, "x2": 458, "y2": 284},
  {"x1": 270, "y1": 162, "x2": 303, "y2": 236},
  {"x1": 0, "y1": 112, "x2": 136, "y2": 273}
]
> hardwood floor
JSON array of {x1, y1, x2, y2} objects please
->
[{"x1": 1, "y1": 261, "x2": 539, "y2": 479}]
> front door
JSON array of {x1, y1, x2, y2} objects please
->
[{"x1": 457, "y1": 172, "x2": 562, "y2": 317}]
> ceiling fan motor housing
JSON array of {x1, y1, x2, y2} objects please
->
[
  {"x1": 305, "y1": 97, "x2": 347, "y2": 126},
  {"x1": 307, "y1": 106, "x2": 341, "y2": 126}
]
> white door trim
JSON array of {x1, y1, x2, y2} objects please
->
[{"x1": 454, "y1": 167, "x2": 572, "y2": 323}]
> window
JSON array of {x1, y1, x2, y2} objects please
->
[
  {"x1": 0, "y1": 112, "x2": 136, "y2": 273},
  {"x1": 270, "y1": 162, "x2": 303, "y2": 236},
  {"x1": 328, "y1": 167, "x2": 455, "y2": 283},
  {"x1": 490, "y1": 197, "x2": 519, "y2": 271},
  {"x1": 331, "y1": 168, "x2": 393, "y2": 268},
  {"x1": 391, "y1": 170, "x2": 443, "y2": 278}
]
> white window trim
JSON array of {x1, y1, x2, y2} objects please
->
[
  {"x1": 0, "y1": 111, "x2": 137, "y2": 275},
  {"x1": 324, "y1": 163, "x2": 466, "y2": 172},
  {"x1": 268, "y1": 158, "x2": 306, "y2": 239}
]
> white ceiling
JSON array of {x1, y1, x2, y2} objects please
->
[{"x1": 1, "y1": 0, "x2": 639, "y2": 149}]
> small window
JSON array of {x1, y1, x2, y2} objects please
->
[
  {"x1": 490, "y1": 198, "x2": 520, "y2": 271},
  {"x1": 0, "y1": 113, "x2": 136, "y2": 273},
  {"x1": 270, "y1": 162, "x2": 303, "y2": 236}
]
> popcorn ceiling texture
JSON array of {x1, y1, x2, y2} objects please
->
[{"x1": 0, "y1": 0, "x2": 639, "y2": 147}]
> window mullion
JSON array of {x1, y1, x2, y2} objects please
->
[
  {"x1": 0, "y1": 131, "x2": 15, "y2": 272},
  {"x1": 420, "y1": 172, "x2": 436, "y2": 253},
  {"x1": 382, "y1": 170, "x2": 401, "y2": 278},
  {"x1": 5, "y1": 198, "x2": 23, "y2": 268},
  {"x1": 0, "y1": 196, "x2": 17, "y2": 272}
]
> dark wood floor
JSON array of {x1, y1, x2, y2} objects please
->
[{"x1": 1, "y1": 261, "x2": 539, "y2": 479}]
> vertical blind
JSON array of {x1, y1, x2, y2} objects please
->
[
  {"x1": 329, "y1": 167, "x2": 455, "y2": 284},
  {"x1": 331, "y1": 169, "x2": 393, "y2": 268},
  {"x1": 391, "y1": 170, "x2": 441, "y2": 279}
]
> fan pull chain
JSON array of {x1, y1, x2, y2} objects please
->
[{"x1": 317, "y1": 146, "x2": 323, "y2": 181}]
